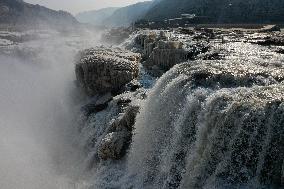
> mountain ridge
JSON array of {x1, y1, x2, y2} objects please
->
[
  {"x1": 76, "y1": 1, "x2": 154, "y2": 27},
  {"x1": 0, "y1": 0, "x2": 79, "y2": 30}
]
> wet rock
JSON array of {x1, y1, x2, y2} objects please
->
[
  {"x1": 101, "y1": 104, "x2": 140, "y2": 160},
  {"x1": 117, "y1": 98, "x2": 132, "y2": 111},
  {"x1": 143, "y1": 33, "x2": 158, "y2": 58},
  {"x1": 110, "y1": 105, "x2": 140, "y2": 132},
  {"x1": 134, "y1": 30, "x2": 206, "y2": 69},
  {"x1": 98, "y1": 105, "x2": 140, "y2": 160},
  {"x1": 197, "y1": 28, "x2": 215, "y2": 39},
  {"x1": 138, "y1": 32, "x2": 210, "y2": 71},
  {"x1": 256, "y1": 36, "x2": 284, "y2": 46},
  {"x1": 192, "y1": 28, "x2": 215, "y2": 41},
  {"x1": 157, "y1": 40, "x2": 183, "y2": 49},
  {"x1": 134, "y1": 33, "x2": 146, "y2": 47},
  {"x1": 159, "y1": 31, "x2": 170, "y2": 41},
  {"x1": 144, "y1": 32, "x2": 157, "y2": 46},
  {"x1": 275, "y1": 48, "x2": 284, "y2": 54},
  {"x1": 185, "y1": 42, "x2": 210, "y2": 60},
  {"x1": 98, "y1": 131, "x2": 131, "y2": 160},
  {"x1": 200, "y1": 50, "x2": 224, "y2": 60},
  {"x1": 126, "y1": 80, "x2": 142, "y2": 92},
  {"x1": 178, "y1": 28, "x2": 195, "y2": 35},
  {"x1": 81, "y1": 93, "x2": 113, "y2": 116},
  {"x1": 134, "y1": 31, "x2": 159, "y2": 59},
  {"x1": 75, "y1": 47, "x2": 141, "y2": 96},
  {"x1": 144, "y1": 40, "x2": 188, "y2": 70},
  {"x1": 133, "y1": 30, "x2": 211, "y2": 72},
  {"x1": 135, "y1": 31, "x2": 157, "y2": 49}
]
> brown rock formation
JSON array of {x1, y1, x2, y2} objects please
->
[{"x1": 75, "y1": 47, "x2": 141, "y2": 96}]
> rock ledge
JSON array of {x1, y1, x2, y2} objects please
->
[{"x1": 76, "y1": 47, "x2": 141, "y2": 96}]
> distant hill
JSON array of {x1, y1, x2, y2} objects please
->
[
  {"x1": 0, "y1": 0, "x2": 79, "y2": 30},
  {"x1": 144, "y1": 0, "x2": 284, "y2": 24},
  {"x1": 76, "y1": 7, "x2": 119, "y2": 26},
  {"x1": 76, "y1": 1, "x2": 154, "y2": 27},
  {"x1": 104, "y1": 1, "x2": 153, "y2": 27}
]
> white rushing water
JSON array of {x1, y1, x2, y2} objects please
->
[
  {"x1": 0, "y1": 30, "x2": 101, "y2": 189},
  {"x1": 126, "y1": 60, "x2": 284, "y2": 189}
]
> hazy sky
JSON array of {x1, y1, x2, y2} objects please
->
[{"x1": 25, "y1": 0, "x2": 147, "y2": 14}]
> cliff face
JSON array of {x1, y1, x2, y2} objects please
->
[
  {"x1": 75, "y1": 47, "x2": 141, "y2": 96},
  {"x1": 144, "y1": 0, "x2": 284, "y2": 23},
  {"x1": 0, "y1": 0, "x2": 79, "y2": 30}
]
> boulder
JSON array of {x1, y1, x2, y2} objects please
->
[
  {"x1": 97, "y1": 104, "x2": 140, "y2": 160},
  {"x1": 143, "y1": 40, "x2": 187, "y2": 70},
  {"x1": 109, "y1": 105, "x2": 140, "y2": 132},
  {"x1": 134, "y1": 30, "x2": 211, "y2": 73},
  {"x1": 125, "y1": 80, "x2": 142, "y2": 92},
  {"x1": 117, "y1": 98, "x2": 132, "y2": 112},
  {"x1": 144, "y1": 41, "x2": 209, "y2": 71},
  {"x1": 98, "y1": 131, "x2": 131, "y2": 160},
  {"x1": 75, "y1": 47, "x2": 141, "y2": 96},
  {"x1": 135, "y1": 31, "x2": 210, "y2": 72},
  {"x1": 145, "y1": 47, "x2": 187, "y2": 70}
]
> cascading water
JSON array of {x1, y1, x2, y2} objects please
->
[{"x1": 126, "y1": 60, "x2": 284, "y2": 189}]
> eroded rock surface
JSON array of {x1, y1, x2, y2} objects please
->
[
  {"x1": 144, "y1": 40, "x2": 187, "y2": 70},
  {"x1": 98, "y1": 104, "x2": 140, "y2": 160},
  {"x1": 134, "y1": 30, "x2": 210, "y2": 73},
  {"x1": 98, "y1": 131, "x2": 131, "y2": 160},
  {"x1": 75, "y1": 47, "x2": 141, "y2": 96}
]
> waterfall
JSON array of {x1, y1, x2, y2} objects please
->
[
  {"x1": 2, "y1": 28, "x2": 283, "y2": 189},
  {"x1": 126, "y1": 60, "x2": 284, "y2": 189}
]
